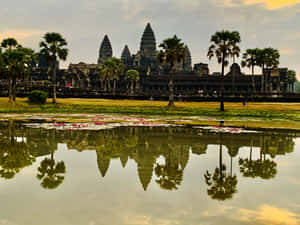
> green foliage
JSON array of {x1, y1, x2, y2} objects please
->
[
  {"x1": 39, "y1": 32, "x2": 68, "y2": 65},
  {"x1": 295, "y1": 81, "x2": 300, "y2": 93},
  {"x1": 125, "y1": 69, "x2": 139, "y2": 81},
  {"x1": 256, "y1": 48, "x2": 280, "y2": 69},
  {"x1": 28, "y1": 90, "x2": 48, "y2": 104},
  {"x1": 207, "y1": 30, "x2": 241, "y2": 66},
  {"x1": 100, "y1": 57, "x2": 124, "y2": 80},
  {"x1": 286, "y1": 70, "x2": 297, "y2": 83},
  {"x1": 1, "y1": 38, "x2": 36, "y2": 102},
  {"x1": 39, "y1": 32, "x2": 68, "y2": 103},
  {"x1": 241, "y1": 48, "x2": 260, "y2": 72},
  {"x1": 157, "y1": 35, "x2": 185, "y2": 67},
  {"x1": 37, "y1": 156, "x2": 66, "y2": 189},
  {"x1": 207, "y1": 30, "x2": 241, "y2": 111},
  {"x1": 158, "y1": 35, "x2": 185, "y2": 107}
]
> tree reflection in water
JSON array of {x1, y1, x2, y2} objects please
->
[
  {"x1": 36, "y1": 130, "x2": 66, "y2": 190},
  {"x1": 204, "y1": 134, "x2": 238, "y2": 201},
  {"x1": 0, "y1": 120, "x2": 35, "y2": 179},
  {"x1": 0, "y1": 122, "x2": 297, "y2": 193}
]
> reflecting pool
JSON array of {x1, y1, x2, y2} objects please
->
[{"x1": 0, "y1": 121, "x2": 299, "y2": 225}]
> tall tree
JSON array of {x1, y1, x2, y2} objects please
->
[
  {"x1": 256, "y1": 48, "x2": 280, "y2": 93},
  {"x1": 101, "y1": 57, "x2": 124, "y2": 94},
  {"x1": 241, "y1": 48, "x2": 260, "y2": 93},
  {"x1": 39, "y1": 32, "x2": 68, "y2": 103},
  {"x1": 1, "y1": 38, "x2": 36, "y2": 102},
  {"x1": 286, "y1": 70, "x2": 297, "y2": 92},
  {"x1": 158, "y1": 35, "x2": 185, "y2": 107},
  {"x1": 125, "y1": 69, "x2": 139, "y2": 95},
  {"x1": 207, "y1": 31, "x2": 241, "y2": 111}
]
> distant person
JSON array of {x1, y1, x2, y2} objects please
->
[
  {"x1": 150, "y1": 96, "x2": 153, "y2": 104},
  {"x1": 179, "y1": 93, "x2": 182, "y2": 102}
]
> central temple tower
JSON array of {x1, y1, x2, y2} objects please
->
[
  {"x1": 140, "y1": 23, "x2": 156, "y2": 57},
  {"x1": 134, "y1": 23, "x2": 158, "y2": 73}
]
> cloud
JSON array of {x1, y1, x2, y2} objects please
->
[
  {"x1": 238, "y1": 205, "x2": 300, "y2": 225},
  {"x1": 243, "y1": 0, "x2": 300, "y2": 10},
  {"x1": 280, "y1": 49, "x2": 295, "y2": 55},
  {"x1": 0, "y1": 29, "x2": 44, "y2": 44}
]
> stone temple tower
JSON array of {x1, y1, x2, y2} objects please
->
[
  {"x1": 98, "y1": 35, "x2": 113, "y2": 64},
  {"x1": 140, "y1": 23, "x2": 156, "y2": 57},
  {"x1": 183, "y1": 45, "x2": 192, "y2": 72},
  {"x1": 121, "y1": 45, "x2": 132, "y2": 69},
  {"x1": 136, "y1": 23, "x2": 158, "y2": 73}
]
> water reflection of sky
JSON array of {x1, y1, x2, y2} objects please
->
[{"x1": 0, "y1": 127, "x2": 299, "y2": 225}]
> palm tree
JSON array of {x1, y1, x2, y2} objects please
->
[
  {"x1": 256, "y1": 48, "x2": 280, "y2": 93},
  {"x1": 101, "y1": 57, "x2": 124, "y2": 94},
  {"x1": 157, "y1": 35, "x2": 185, "y2": 107},
  {"x1": 39, "y1": 32, "x2": 68, "y2": 103},
  {"x1": 241, "y1": 48, "x2": 259, "y2": 93},
  {"x1": 37, "y1": 150, "x2": 66, "y2": 189},
  {"x1": 204, "y1": 142, "x2": 238, "y2": 201},
  {"x1": 207, "y1": 30, "x2": 241, "y2": 111},
  {"x1": 286, "y1": 70, "x2": 297, "y2": 92},
  {"x1": 125, "y1": 69, "x2": 139, "y2": 95}
]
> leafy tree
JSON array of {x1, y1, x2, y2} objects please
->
[
  {"x1": 207, "y1": 31, "x2": 241, "y2": 111},
  {"x1": 286, "y1": 70, "x2": 297, "y2": 92},
  {"x1": 39, "y1": 32, "x2": 68, "y2": 103},
  {"x1": 0, "y1": 120, "x2": 36, "y2": 179},
  {"x1": 241, "y1": 48, "x2": 260, "y2": 93},
  {"x1": 1, "y1": 38, "x2": 36, "y2": 102},
  {"x1": 125, "y1": 69, "x2": 139, "y2": 95},
  {"x1": 158, "y1": 35, "x2": 185, "y2": 107}
]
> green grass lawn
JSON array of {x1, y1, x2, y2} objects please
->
[{"x1": 1, "y1": 97, "x2": 300, "y2": 121}]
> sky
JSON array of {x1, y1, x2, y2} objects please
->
[{"x1": 1, "y1": 0, "x2": 300, "y2": 79}]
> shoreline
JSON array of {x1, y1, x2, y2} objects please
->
[{"x1": 0, "y1": 98, "x2": 300, "y2": 131}]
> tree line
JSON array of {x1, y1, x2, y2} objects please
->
[{"x1": 0, "y1": 31, "x2": 297, "y2": 110}]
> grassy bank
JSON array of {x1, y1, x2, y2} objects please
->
[{"x1": 0, "y1": 97, "x2": 300, "y2": 121}]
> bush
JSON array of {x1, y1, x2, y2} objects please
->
[{"x1": 28, "y1": 90, "x2": 48, "y2": 104}]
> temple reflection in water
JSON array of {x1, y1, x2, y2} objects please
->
[{"x1": 0, "y1": 121, "x2": 297, "y2": 199}]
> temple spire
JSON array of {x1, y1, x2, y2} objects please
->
[
  {"x1": 140, "y1": 23, "x2": 156, "y2": 54},
  {"x1": 183, "y1": 45, "x2": 192, "y2": 72},
  {"x1": 121, "y1": 45, "x2": 131, "y2": 62},
  {"x1": 98, "y1": 35, "x2": 113, "y2": 64}
]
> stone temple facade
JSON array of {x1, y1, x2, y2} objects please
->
[{"x1": 20, "y1": 22, "x2": 293, "y2": 99}]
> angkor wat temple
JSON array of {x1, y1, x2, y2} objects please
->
[{"x1": 24, "y1": 23, "x2": 295, "y2": 99}]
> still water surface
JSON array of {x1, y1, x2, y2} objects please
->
[{"x1": 0, "y1": 121, "x2": 300, "y2": 225}]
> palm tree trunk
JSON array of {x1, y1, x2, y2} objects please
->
[
  {"x1": 261, "y1": 66, "x2": 265, "y2": 93},
  {"x1": 113, "y1": 79, "x2": 116, "y2": 95},
  {"x1": 219, "y1": 143, "x2": 223, "y2": 177},
  {"x1": 168, "y1": 64, "x2": 175, "y2": 107},
  {"x1": 104, "y1": 80, "x2": 107, "y2": 93},
  {"x1": 252, "y1": 65, "x2": 255, "y2": 94},
  {"x1": 52, "y1": 63, "x2": 57, "y2": 104},
  {"x1": 12, "y1": 76, "x2": 16, "y2": 102},
  {"x1": 8, "y1": 77, "x2": 13, "y2": 102},
  {"x1": 131, "y1": 80, "x2": 134, "y2": 96},
  {"x1": 220, "y1": 54, "x2": 225, "y2": 111}
]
